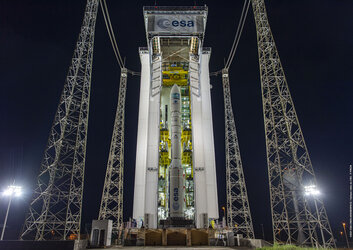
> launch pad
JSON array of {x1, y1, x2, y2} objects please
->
[
  {"x1": 19, "y1": 0, "x2": 336, "y2": 248},
  {"x1": 159, "y1": 218, "x2": 194, "y2": 228},
  {"x1": 121, "y1": 228, "x2": 268, "y2": 247},
  {"x1": 124, "y1": 228, "x2": 227, "y2": 246}
]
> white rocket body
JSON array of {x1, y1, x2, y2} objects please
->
[{"x1": 169, "y1": 84, "x2": 184, "y2": 218}]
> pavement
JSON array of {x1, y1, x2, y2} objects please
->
[{"x1": 106, "y1": 247, "x2": 253, "y2": 250}]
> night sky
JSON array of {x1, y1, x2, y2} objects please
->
[{"x1": 1, "y1": 0, "x2": 352, "y2": 242}]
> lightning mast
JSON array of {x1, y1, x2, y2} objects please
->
[
  {"x1": 98, "y1": 68, "x2": 127, "y2": 233},
  {"x1": 97, "y1": 0, "x2": 127, "y2": 234},
  {"x1": 21, "y1": 0, "x2": 99, "y2": 240},
  {"x1": 251, "y1": 0, "x2": 335, "y2": 247},
  {"x1": 222, "y1": 69, "x2": 254, "y2": 238},
  {"x1": 221, "y1": 0, "x2": 254, "y2": 238}
]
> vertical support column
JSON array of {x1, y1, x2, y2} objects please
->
[
  {"x1": 144, "y1": 52, "x2": 162, "y2": 228},
  {"x1": 20, "y1": 0, "x2": 99, "y2": 240},
  {"x1": 189, "y1": 53, "x2": 208, "y2": 228},
  {"x1": 190, "y1": 49, "x2": 219, "y2": 227},
  {"x1": 133, "y1": 49, "x2": 151, "y2": 225},
  {"x1": 251, "y1": 0, "x2": 335, "y2": 247},
  {"x1": 162, "y1": 229, "x2": 167, "y2": 246},
  {"x1": 222, "y1": 68, "x2": 254, "y2": 238},
  {"x1": 200, "y1": 50, "x2": 218, "y2": 220},
  {"x1": 99, "y1": 68, "x2": 128, "y2": 233},
  {"x1": 186, "y1": 229, "x2": 192, "y2": 246}
]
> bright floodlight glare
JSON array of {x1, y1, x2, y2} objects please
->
[
  {"x1": 2, "y1": 185, "x2": 22, "y2": 197},
  {"x1": 304, "y1": 185, "x2": 320, "y2": 196}
]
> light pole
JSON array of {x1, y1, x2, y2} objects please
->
[
  {"x1": 342, "y1": 222, "x2": 350, "y2": 248},
  {"x1": 340, "y1": 231, "x2": 344, "y2": 242},
  {"x1": 221, "y1": 206, "x2": 226, "y2": 227},
  {"x1": 1, "y1": 184, "x2": 22, "y2": 240}
]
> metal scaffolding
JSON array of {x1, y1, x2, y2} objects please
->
[
  {"x1": 20, "y1": 0, "x2": 99, "y2": 240},
  {"x1": 251, "y1": 0, "x2": 335, "y2": 247},
  {"x1": 222, "y1": 68, "x2": 254, "y2": 238},
  {"x1": 99, "y1": 68, "x2": 127, "y2": 233}
]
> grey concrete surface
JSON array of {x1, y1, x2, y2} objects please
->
[{"x1": 105, "y1": 247, "x2": 253, "y2": 250}]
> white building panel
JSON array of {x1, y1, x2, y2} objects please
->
[
  {"x1": 189, "y1": 54, "x2": 208, "y2": 228},
  {"x1": 133, "y1": 50, "x2": 150, "y2": 224},
  {"x1": 144, "y1": 54, "x2": 162, "y2": 228},
  {"x1": 200, "y1": 51, "x2": 219, "y2": 219}
]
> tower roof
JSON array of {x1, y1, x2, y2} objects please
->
[{"x1": 143, "y1": 6, "x2": 208, "y2": 42}]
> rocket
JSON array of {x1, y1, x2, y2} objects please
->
[{"x1": 169, "y1": 84, "x2": 184, "y2": 218}]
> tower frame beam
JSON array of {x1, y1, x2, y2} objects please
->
[
  {"x1": 251, "y1": 0, "x2": 335, "y2": 247},
  {"x1": 21, "y1": 0, "x2": 99, "y2": 240},
  {"x1": 99, "y1": 68, "x2": 128, "y2": 233},
  {"x1": 222, "y1": 68, "x2": 254, "y2": 238}
]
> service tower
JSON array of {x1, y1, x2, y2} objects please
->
[{"x1": 133, "y1": 6, "x2": 218, "y2": 229}]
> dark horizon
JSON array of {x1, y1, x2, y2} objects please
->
[{"x1": 0, "y1": 0, "x2": 352, "y2": 242}]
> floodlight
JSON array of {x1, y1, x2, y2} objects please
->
[
  {"x1": 304, "y1": 185, "x2": 320, "y2": 196},
  {"x1": 2, "y1": 185, "x2": 22, "y2": 197},
  {"x1": 1, "y1": 184, "x2": 23, "y2": 240}
]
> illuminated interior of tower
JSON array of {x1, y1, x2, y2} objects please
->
[{"x1": 157, "y1": 37, "x2": 197, "y2": 223}]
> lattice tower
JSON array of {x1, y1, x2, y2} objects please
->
[
  {"x1": 99, "y1": 68, "x2": 127, "y2": 233},
  {"x1": 251, "y1": 0, "x2": 335, "y2": 247},
  {"x1": 222, "y1": 68, "x2": 254, "y2": 238},
  {"x1": 20, "y1": 0, "x2": 99, "y2": 240}
]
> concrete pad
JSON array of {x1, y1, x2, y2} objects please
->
[{"x1": 107, "y1": 247, "x2": 252, "y2": 250}]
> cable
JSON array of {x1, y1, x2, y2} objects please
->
[
  {"x1": 127, "y1": 70, "x2": 141, "y2": 76},
  {"x1": 99, "y1": 0, "x2": 122, "y2": 68},
  {"x1": 226, "y1": 0, "x2": 247, "y2": 67},
  {"x1": 225, "y1": 0, "x2": 247, "y2": 68},
  {"x1": 228, "y1": 0, "x2": 250, "y2": 68},
  {"x1": 102, "y1": 0, "x2": 124, "y2": 66},
  {"x1": 99, "y1": 0, "x2": 124, "y2": 68},
  {"x1": 225, "y1": 0, "x2": 250, "y2": 69},
  {"x1": 209, "y1": 70, "x2": 223, "y2": 77},
  {"x1": 211, "y1": 0, "x2": 250, "y2": 76},
  {"x1": 225, "y1": 0, "x2": 249, "y2": 69}
]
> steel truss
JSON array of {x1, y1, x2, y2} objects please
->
[
  {"x1": 99, "y1": 68, "x2": 127, "y2": 233},
  {"x1": 251, "y1": 0, "x2": 335, "y2": 247},
  {"x1": 222, "y1": 68, "x2": 254, "y2": 238},
  {"x1": 20, "y1": 0, "x2": 99, "y2": 240}
]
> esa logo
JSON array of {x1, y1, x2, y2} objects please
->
[
  {"x1": 173, "y1": 188, "x2": 179, "y2": 201},
  {"x1": 171, "y1": 20, "x2": 194, "y2": 27},
  {"x1": 157, "y1": 18, "x2": 194, "y2": 29},
  {"x1": 172, "y1": 188, "x2": 180, "y2": 211}
]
